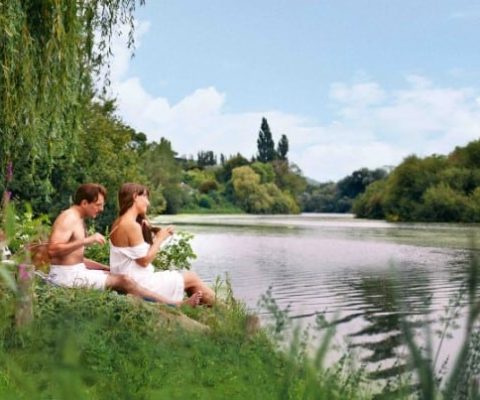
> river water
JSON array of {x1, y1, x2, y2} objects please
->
[{"x1": 153, "y1": 213, "x2": 479, "y2": 381}]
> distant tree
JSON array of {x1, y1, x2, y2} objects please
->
[
  {"x1": 273, "y1": 160, "x2": 307, "y2": 196},
  {"x1": 337, "y1": 168, "x2": 387, "y2": 199},
  {"x1": 216, "y1": 153, "x2": 249, "y2": 183},
  {"x1": 257, "y1": 117, "x2": 276, "y2": 162},
  {"x1": 131, "y1": 131, "x2": 148, "y2": 153},
  {"x1": 383, "y1": 154, "x2": 446, "y2": 220},
  {"x1": 450, "y1": 139, "x2": 480, "y2": 168},
  {"x1": 300, "y1": 182, "x2": 337, "y2": 213},
  {"x1": 141, "y1": 138, "x2": 184, "y2": 214},
  {"x1": 231, "y1": 166, "x2": 273, "y2": 213},
  {"x1": 251, "y1": 162, "x2": 275, "y2": 184},
  {"x1": 277, "y1": 134, "x2": 289, "y2": 160},
  {"x1": 197, "y1": 150, "x2": 217, "y2": 167},
  {"x1": 220, "y1": 153, "x2": 226, "y2": 165},
  {"x1": 352, "y1": 180, "x2": 387, "y2": 219}
]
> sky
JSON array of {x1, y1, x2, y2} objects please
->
[{"x1": 106, "y1": 1, "x2": 480, "y2": 182}]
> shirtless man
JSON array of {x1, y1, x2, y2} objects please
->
[{"x1": 47, "y1": 183, "x2": 195, "y2": 304}]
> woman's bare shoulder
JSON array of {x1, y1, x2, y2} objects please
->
[{"x1": 110, "y1": 218, "x2": 142, "y2": 246}]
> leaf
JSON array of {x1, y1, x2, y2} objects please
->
[
  {"x1": 4, "y1": 202, "x2": 16, "y2": 243},
  {"x1": 0, "y1": 263, "x2": 17, "y2": 292}
]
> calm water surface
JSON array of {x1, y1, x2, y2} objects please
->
[{"x1": 153, "y1": 213, "x2": 479, "y2": 380}]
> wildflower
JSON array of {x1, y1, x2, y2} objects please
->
[{"x1": 18, "y1": 264, "x2": 31, "y2": 281}]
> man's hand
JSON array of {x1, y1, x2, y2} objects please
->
[{"x1": 84, "y1": 233, "x2": 106, "y2": 246}]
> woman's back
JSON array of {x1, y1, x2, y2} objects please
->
[
  {"x1": 110, "y1": 217, "x2": 143, "y2": 248},
  {"x1": 110, "y1": 217, "x2": 152, "y2": 276}
]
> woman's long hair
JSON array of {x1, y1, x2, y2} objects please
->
[
  {"x1": 118, "y1": 183, "x2": 158, "y2": 244},
  {"x1": 118, "y1": 183, "x2": 149, "y2": 216}
]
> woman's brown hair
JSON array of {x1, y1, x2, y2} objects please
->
[
  {"x1": 118, "y1": 183, "x2": 158, "y2": 244},
  {"x1": 118, "y1": 183, "x2": 149, "y2": 216}
]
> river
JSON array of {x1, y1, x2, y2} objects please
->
[{"x1": 153, "y1": 213, "x2": 479, "y2": 382}]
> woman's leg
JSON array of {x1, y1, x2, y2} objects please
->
[
  {"x1": 182, "y1": 271, "x2": 215, "y2": 306},
  {"x1": 106, "y1": 274, "x2": 201, "y2": 306}
]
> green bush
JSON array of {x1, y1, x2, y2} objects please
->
[
  {"x1": 198, "y1": 179, "x2": 219, "y2": 194},
  {"x1": 198, "y1": 194, "x2": 213, "y2": 208},
  {"x1": 418, "y1": 183, "x2": 469, "y2": 222}
]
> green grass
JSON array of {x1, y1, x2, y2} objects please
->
[{"x1": 0, "y1": 277, "x2": 370, "y2": 400}]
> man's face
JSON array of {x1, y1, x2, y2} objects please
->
[{"x1": 85, "y1": 194, "x2": 105, "y2": 218}]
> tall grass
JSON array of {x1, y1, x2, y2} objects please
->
[{"x1": 0, "y1": 278, "x2": 373, "y2": 399}]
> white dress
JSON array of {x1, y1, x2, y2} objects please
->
[{"x1": 109, "y1": 241, "x2": 184, "y2": 302}]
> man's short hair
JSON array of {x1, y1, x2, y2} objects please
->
[{"x1": 73, "y1": 184, "x2": 107, "y2": 205}]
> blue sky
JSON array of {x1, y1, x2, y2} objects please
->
[{"x1": 108, "y1": 1, "x2": 480, "y2": 181}]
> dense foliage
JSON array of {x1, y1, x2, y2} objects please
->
[
  {"x1": 0, "y1": 0, "x2": 144, "y2": 215},
  {"x1": 301, "y1": 168, "x2": 388, "y2": 213},
  {"x1": 353, "y1": 140, "x2": 480, "y2": 222}
]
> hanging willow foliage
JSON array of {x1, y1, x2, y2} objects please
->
[{"x1": 0, "y1": 0, "x2": 144, "y2": 205}]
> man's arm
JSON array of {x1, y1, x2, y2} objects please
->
[
  {"x1": 48, "y1": 212, "x2": 105, "y2": 258},
  {"x1": 48, "y1": 213, "x2": 80, "y2": 258}
]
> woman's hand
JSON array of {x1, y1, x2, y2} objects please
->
[{"x1": 153, "y1": 225, "x2": 175, "y2": 242}]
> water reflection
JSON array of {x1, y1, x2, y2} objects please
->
[{"x1": 153, "y1": 213, "x2": 475, "y2": 383}]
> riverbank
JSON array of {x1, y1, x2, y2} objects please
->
[{"x1": 0, "y1": 279, "x2": 371, "y2": 400}]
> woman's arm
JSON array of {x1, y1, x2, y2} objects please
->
[{"x1": 135, "y1": 226, "x2": 174, "y2": 267}]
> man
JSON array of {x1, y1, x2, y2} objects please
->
[{"x1": 47, "y1": 183, "x2": 172, "y2": 302}]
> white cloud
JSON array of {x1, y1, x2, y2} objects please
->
[
  {"x1": 329, "y1": 81, "x2": 386, "y2": 106},
  {"x1": 106, "y1": 22, "x2": 480, "y2": 182}
]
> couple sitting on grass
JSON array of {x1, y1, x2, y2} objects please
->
[{"x1": 47, "y1": 182, "x2": 215, "y2": 307}]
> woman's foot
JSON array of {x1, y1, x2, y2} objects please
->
[{"x1": 183, "y1": 291, "x2": 203, "y2": 307}]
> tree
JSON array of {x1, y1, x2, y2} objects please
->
[
  {"x1": 251, "y1": 162, "x2": 275, "y2": 184},
  {"x1": 352, "y1": 180, "x2": 386, "y2": 219},
  {"x1": 215, "y1": 153, "x2": 249, "y2": 183},
  {"x1": 337, "y1": 168, "x2": 387, "y2": 199},
  {"x1": 231, "y1": 166, "x2": 273, "y2": 213},
  {"x1": 141, "y1": 138, "x2": 184, "y2": 214},
  {"x1": 383, "y1": 155, "x2": 446, "y2": 220},
  {"x1": 48, "y1": 101, "x2": 146, "y2": 229},
  {"x1": 197, "y1": 151, "x2": 217, "y2": 167},
  {"x1": 277, "y1": 134, "x2": 289, "y2": 160},
  {"x1": 257, "y1": 117, "x2": 276, "y2": 162},
  {"x1": 273, "y1": 161, "x2": 307, "y2": 196},
  {"x1": 0, "y1": 0, "x2": 144, "y2": 210}
]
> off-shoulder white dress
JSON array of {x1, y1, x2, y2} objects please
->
[{"x1": 109, "y1": 241, "x2": 184, "y2": 302}]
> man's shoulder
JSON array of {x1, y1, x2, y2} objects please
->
[{"x1": 54, "y1": 208, "x2": 81, "y2": 226}]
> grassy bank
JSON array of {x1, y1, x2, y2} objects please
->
[{"x1": 0, "y1": 276, "x2": 370, "y2": 400}]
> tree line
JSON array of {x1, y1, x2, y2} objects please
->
[
  {"x1": 144, "y1": 117, "x2": 306, "y2": 216},
  {"x1": 353, "y1": 140, "x2": 480, "y2": 222}
]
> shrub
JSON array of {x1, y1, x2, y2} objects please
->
[{"x1": 198, "y1": 179, "x2": 218, "y2": 194}]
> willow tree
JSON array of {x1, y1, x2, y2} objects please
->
[{"x1": 0, "y1": 0, "x2": 144, "y2": 211}]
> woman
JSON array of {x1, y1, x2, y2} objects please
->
[{"x1": 109, "y1": 183, "x2": 215, "y2": 307}]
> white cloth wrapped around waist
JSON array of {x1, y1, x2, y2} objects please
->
[{"x1": 109, "y1": 241, "x2": 184, "y2": 302}]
